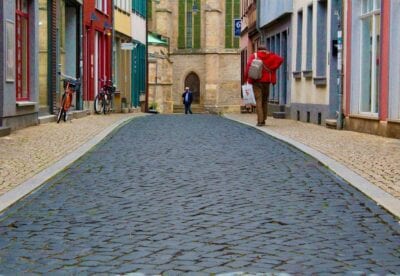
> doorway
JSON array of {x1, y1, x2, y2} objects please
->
[{"x1": 184, "y1": 72, "x2": 200, "y2": 104}]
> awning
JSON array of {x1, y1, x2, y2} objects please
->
[{"x1": 148, "y1": 33, "x2": 168, "y2": 45}]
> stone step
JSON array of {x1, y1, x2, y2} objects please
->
[
  {"x1": 173, "y1": 104, "x2": 207, "y2": 114},
  {"x1": 273, "y1": 111, "x2": 286, "y2": 119},
  {"x1": 0, "y1": 126, "x2": 11, "y2": 137},
  {"x1": 325, "y1": 119, "x2": 337, "y2": 129},
  {"x1": 38, "y1": 115, "x2": 56, "y2": 124}
]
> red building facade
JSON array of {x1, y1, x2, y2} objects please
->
[{"x1": 83, "y1": 0, "x2": 113, "y2": 103}]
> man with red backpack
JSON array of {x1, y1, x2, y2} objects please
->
[{"x1": 244, "y1": 46, "x2": 283, "y2": 126}]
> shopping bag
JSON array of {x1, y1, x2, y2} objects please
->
[{"x1": 242, "y1": 83, "x2": 256, "y2": 105}]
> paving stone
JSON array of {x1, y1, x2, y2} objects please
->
[{"x1": 0, "y1": 115, "x2": 399, "y2": 273}]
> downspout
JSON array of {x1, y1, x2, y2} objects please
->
[
  {"x1": 111, "y1": 0, "x2": 115, "y2": 88},
  {"x1": 145, "y1": 9, "x2": 149, "y2": 112},
  {"x1": 336, "y1": 0, "x2": 344, "y2": 129},
  {"x1": 256, "y1": 0, "x2": 262, "y2": 46}
]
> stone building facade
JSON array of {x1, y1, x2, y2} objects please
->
[{"x1": 148, "y1": 0, "x2": 241, "y2": 114}]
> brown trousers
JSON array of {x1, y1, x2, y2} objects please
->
[{"x1": 253, "y1": 82, "x2": 270, "y2": 124}]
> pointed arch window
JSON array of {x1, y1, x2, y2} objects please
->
[{"x1": 178, "y1": 0, "x2": 201, "y2": 49}]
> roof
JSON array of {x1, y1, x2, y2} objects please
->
[{"x1": 148, "y1": 33, "x2": 168, "y2": 45}]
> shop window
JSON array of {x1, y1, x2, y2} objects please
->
[
  {"x1": 16, "y1": 0, "x2": 29, "y2": 101},
  {"x1": 360, "y1": 0, "x2": 380, "y2": 114}
]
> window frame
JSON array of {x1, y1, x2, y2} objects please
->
[
  {"x1": 96, "y1": 0, "x2": 108, "y2": 15},
  {"x1": 295, "y1": 9, "x2": 303, "y2": 73},
  {"x1": 16, "y1": 0, "x2": 30, "y2": 101},
  {"x1": 359, "y1": 0, "x2": 381, "y2": 115}
]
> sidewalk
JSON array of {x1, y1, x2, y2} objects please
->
[
  {"x1": 0, "y1": 113, "x2": 145, "y2": 198},
  {"x1": 225, "y1": 114, "x2": 400, "y2": 216}
]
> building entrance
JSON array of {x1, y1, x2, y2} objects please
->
[{"x1": 184, "y1": 72, "x2": 200, "y2": 104}]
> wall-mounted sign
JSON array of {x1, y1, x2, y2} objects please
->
[
  {"x1": 121, "y1": 43, "x2": 134, "y2": 50},
  {"x1": 234, "y1": 19, "x2": 241, "y2": 37}
]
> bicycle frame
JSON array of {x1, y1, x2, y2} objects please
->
[{"x1": 57, "y1": 72, "x2": 80, "y2": 123}]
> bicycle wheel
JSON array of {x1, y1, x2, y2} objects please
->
[
  {"x1": 103, "y1": 94, "x2": 111, "y2": 114},
  {"x1": 102, "y1": 97, "x2": 107, "y2": 114},
  {"x1": 94, "y1": 94, "x2": 104, "y2": 114},
  {"x1": 57, "y1": 107, "x2": 65, "y2": 123},
  {"x1": 57, "y1": 95, "x2": 66, "y2": 123}
]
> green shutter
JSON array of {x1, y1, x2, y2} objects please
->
[
  {"x1": 187, "y1": 0, "x2": 193, "y2": 48},
  {"x1": 193, "y1": 1, "x2": 201, "y2": 48},
  {"x1": 225, "y1": 0, "x2": 233, "y2": 48},
  {"x1": 178, "y1": 0, "x2": 186, "y2": 49},
  {"x1": 233, "y1": 0, "x2": 240, "y2": 48},
  {"x1": 131, "y1": 43, "x2": 146, "y2": 107}
]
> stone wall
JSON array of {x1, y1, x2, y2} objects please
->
[{"x1": 149, "y1": 0, "x2": 241, "y2": 114}]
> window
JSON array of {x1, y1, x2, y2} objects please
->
[
  {"x1": 186, "y1": 11, "x2": 193, "y2": 48},
  {"x1": 96, "y1": 0, "x2": 107, "y2": 14},
  {"x1": 360, "y1": 0, "x2": 380, "y2": 114},
  {"x1": 296, "y1": 10, "x2": 303, "y2": 72},
  {"x1": 316, "y1": 0, "x2": 327, "y2": 77},
  {"x1": 178, "y1": 0, "x2": 201, "y2": 49},
  {"x1": 306, "y1": 5, "x2": 313, "y2": 71},
  {"x1": 133, "y1": 0, "x2": 146, "y2": 17},
  {"x1": 225, "y1": 0, "x2": 240, "y2": 48},
  {"x1": 16, "y1": 0, "x2": 29, "y2": 100}
]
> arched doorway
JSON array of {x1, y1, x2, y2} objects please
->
[{"x1": 184, "y1": 72, "x2": 200, "y2": 104}]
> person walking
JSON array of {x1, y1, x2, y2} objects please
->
[
  {"x1": 182, "y1": 87, "x2": 193, "y2": 114},
  {"x1": 244, "y1": 45, "x2": 283, "y2": 126}
]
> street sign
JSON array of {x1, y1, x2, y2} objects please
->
[
  {"x1": 234, "y1": 19, "x2": 241, "y2": 37},
  {"x1": 121, "y1": 43, "x2": 134, "y2": 50}
]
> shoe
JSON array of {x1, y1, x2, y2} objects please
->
[{"x1": 256, "y1": 122, "x2": 265, "y2": 126}]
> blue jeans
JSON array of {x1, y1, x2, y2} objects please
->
[{"x1": 184, "y1": 103, "x2": 192, "y2": 114}]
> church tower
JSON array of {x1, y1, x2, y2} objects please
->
[{"x1": 148, "y1": 0, "x2": 241, "y2": 113}]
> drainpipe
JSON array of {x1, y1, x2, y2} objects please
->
[
  {"x1": 336, "y1": 0, "x2": 344, "y2": 130},
  {"x1": 145, "y1": 9, "x2": 149, "y2": 112},
  {"x1": 112, "y1": 0, "x2": 115, "y2": 87},
  {"x1": 256, "y1": 0, "x2": 263, "y2": 46}
]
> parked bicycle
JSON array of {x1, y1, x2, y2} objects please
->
[
  {"x1": 57, "y1": 72, "x2": 81, "y2": 123},
  {"x1": 94, "y1": 79, "x2": 116, "y2": 114}
]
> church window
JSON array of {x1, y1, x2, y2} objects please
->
[
  {"x1": 178, "y1": 0, "x2": 201, "y2": 49},
  {"x1": 225, "y1": 0, "x2": 240, "y2": 48}
]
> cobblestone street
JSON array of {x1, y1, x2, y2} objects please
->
[{"x1": 0, "y1": 115, "x2": 399, "y2": 274}]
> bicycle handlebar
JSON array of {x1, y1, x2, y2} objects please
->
[{"x1": 58, "y1": 71, "x2": 80, "y2": 83}]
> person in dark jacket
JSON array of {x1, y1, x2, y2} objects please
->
[
  {"x1": 244, "y1": 45, "x2": 283, "y2": 126},
  {"x1": 182, "y1": 87, "x2": 193, "y2": 114}
]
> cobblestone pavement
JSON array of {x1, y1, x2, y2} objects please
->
[
  {"x1": 226, "y1": 114, "x2": 400, "y2": 199},
  {"x1": 0, "y1": 113, "x2": 141, "y2": 196},
  {"x1": 0, "y1": 115, "x2": 399, "y2": 274}
]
